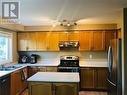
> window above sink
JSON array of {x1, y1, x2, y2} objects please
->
[{"x1": 0, "y1": 31, "x2": 13, "y2": 64}]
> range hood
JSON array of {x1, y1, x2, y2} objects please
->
[{"x1": 59, "y1": 41, "x2": 79, "y2": 50}]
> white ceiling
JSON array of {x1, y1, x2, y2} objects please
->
[{"x1": 1, "y1": 0, "x2": 127, "y2": 26}]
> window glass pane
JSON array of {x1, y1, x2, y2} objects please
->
[
  {"x1": 0, "y1": 31, "x2": 12, "y2": 64},
  {"x1": 0, "y1": 36, "x2": 8, "y2": 61}
]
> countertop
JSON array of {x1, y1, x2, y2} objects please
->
[
  {"x1": 27, "y1": 72, "x2": 80, "y2": 82},
  {"x1": 18, "y1": 59, "x2": 108, "y2": 67},
  {"x1": 0, "y1": 59, "x2": 107, "y2": 78}
]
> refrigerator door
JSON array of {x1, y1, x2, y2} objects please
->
[
  {"x1": 107, "y1": 79, "x2": 117, "y2": 95},
  {"x1": 108, "y1": 39, "x2": 122, "y2": 95}
]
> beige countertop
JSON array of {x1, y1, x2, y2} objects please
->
[
  {"x1": 27, "y1": 72, "x2": 80, "y2": 82},
  {"x1": 0, "y1": 59, "x2": 107, "y2": 78}
]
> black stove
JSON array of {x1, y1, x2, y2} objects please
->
[{"x1": 58, "y1": 56, "x2": 79, "y2": 72}]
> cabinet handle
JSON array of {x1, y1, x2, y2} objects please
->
[{"x1": 1, "y1": 79, "x2": 7, "y2": 83}]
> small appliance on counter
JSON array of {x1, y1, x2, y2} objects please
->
[
  {"x1": 29, "y1": 54, "x2": 38, "y2": 64},
  {"x1": 18, "y1": 54, "x2": 39, "y2": 64},
  {"x1": 18, "y1": 55, "x2": 29, "y2": 63}
]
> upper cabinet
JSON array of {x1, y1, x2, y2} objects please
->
[
  {"x1": 17, "y1": 30, "x2": 118, "y2": 51},
  {"x1": 105, "y1": 31, "x2": 116, "y2": 50},
  {"x1": 79, "y1": 31, "x2": 105, "y2": 51},
  {"x1": 18, "y1": 32, "x2": 36, "y2": 51},
  {"x1": 92, "y1": 31, "x2": 105, "y2": 51},
  {"x1": 47, "y1": 32, "x2": 59, "y2": 51},
  {"x1": 79, "y1": 31, "x2": 92, "y2": 51},
  {"x1": 36, "y1": 32, "x2": 48, "y2": 51}
]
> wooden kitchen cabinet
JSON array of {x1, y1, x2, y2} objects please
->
[
  {"x1": 47, "y1": 32, "x2": 59, "y2": 51},
  {"x1": 79, "y1": 31, "x2": 92, "y2": 51},
  {"x1": 18, "y1": 32, "x2": 36, "y2": 51},
  {"x1": 54, "y1": 83, "x2": 78, "y2": 95},
  {"x1": 59, "y1": 32, "x2": 68, "y2": 41},
  {"x1": 80, "y1": 67, "x2": 108, "y2": 90},
  {"x1": 18, "y1": 32, "x2": 28, "y2": 51},
  {"x1": 68, "y1": 32, "x2": 79, "y2": 41},
  {"x1": 80, "y1": 68, "x2": 95, "y2": 89},
  {"x1": 105, "y1": 31, "x2": 116, "y2": 50},
  {"x1": 36, "y1": 32, "x2": 48, "y2": 51},
  {"x1": 29, "y1": 82, "x2": 78, "y2": 95},
  {"x1": 11, "y1": 68, "x2": 27, "y2": 95},
  {"x1": 29, "y1": 82, "x2": 52, "y2": 95},
  {"x1": 92, "y1": 31, "x2": 105, "y2": 51},
  {"x1": 96, "y1": 68, "x2": 108, "y2": 90}
]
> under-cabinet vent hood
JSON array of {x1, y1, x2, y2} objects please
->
[{"x1": 59, "y1": 41, "x2": 79, "y2": 50}]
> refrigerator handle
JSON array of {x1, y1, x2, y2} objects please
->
[{"x1": 107, "y1": 79, "x2": 116, "y2": 87}]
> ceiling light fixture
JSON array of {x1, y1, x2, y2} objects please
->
[{"x1": 60, "y1": 20, "x2": 77, "y2": 27}]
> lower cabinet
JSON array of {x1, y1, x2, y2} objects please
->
[
  {"x1": 80, "y1": 67, "x2": 108, "y2": 90},
  {"x1": 11, "y1": 67, "x2": 27, "y2": 95},
  {"x1": 0, "y1": 75, "x2": 10, "y2": 95},
  {"x1": 28, "y1": 82, "x2": 78, "y2": 95},
  {"x1": 28, "y1": 66, "x2": 57, "y2": 77}
]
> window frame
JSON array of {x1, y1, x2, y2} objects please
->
[{"x1": 0, "y1": 31, "x2": 13, "y2": 64}]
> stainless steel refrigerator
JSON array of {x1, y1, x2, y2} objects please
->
[{"x1": 107, "y1": 39, "x2": 122, "y2": 95}]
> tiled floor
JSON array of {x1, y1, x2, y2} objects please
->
[{"x1": 21, "y1": 90, "x2": 107, "y2": 95}]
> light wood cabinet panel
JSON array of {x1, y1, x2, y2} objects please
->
[
  {"x1": 11, "y1": 70, "x2": 22, "y2": 95},
  {"x1": 59, "y1": 32, "x2": 68, "y2": 41},
  {"x1": 27, "y1": 32, "x2": 37, "y2": 51},
  {"x1": 47, "y1": 32, "x2": 59, "y2": 51},
  {"x1": 28, "y1": 82, "x2": 78, "y2": 95},
  {"x1": 11, "y1": 68, "x2": 28, "y2": 95},
  {"x1": 105, "y1": 31, "x2": 116, "y2": 50},
  {"x1": 79, "y1": 32, "x2": 92, "y2": 51},
  {"x1": 80, "y1": 68, "x2": 95, "y2": 89},
  {"x1": 54, "y1": 83, "x2": 78, "y2": 95},
  {"x1": 68, "y1": 32, "x2": 79, "y2": 41},
  {"x1": 18, "y1": 33, "x2": 28, "y2": 51},
  {"x1": 92, "y1": 31, "x2": 105, "y2": 51},
  {"x1": 29, "y1": 82, "x2": 52, "y2": 95},
  {"x1": 36, "y1": 32, "x2": 48, "y2": 51},
  {"x1": 18, "y1": 32, "x2": 36, "y2": 51}
]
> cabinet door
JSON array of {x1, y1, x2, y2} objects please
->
[
  {"x1": 92, "y1": 31, "x2": 105, "y2": 51},
  {"x1": 27, "y1": 32, "x2": 37, "y2": 51},
  {"x1": 59, "y1": 32, "x2": 68, "y2": 41},
  {"x1": 18, "y1": 32, "x2": 36, "y2": 51},
  {"x1": 105, "y1": 31, "x2": 116, "y2": 50},
  {"x1": 47, "y1": 32, "x2": 59, "y2": 51},
  {"x1": 68, "y1": 32, "x2": 79, "y2": 41},
  {"x1": 36, "y1": 32, "x2": 48, "y2": 51},
  {"x1": 80, "y1": 68, "x2": 95, "y2": 89},
  {"x1": 29, "y1": 82, "x2": 52, "y2": 95},
  {"x1": 11, "y1": 70, "x2": 22, "y2": 95},
  {"x1": 96, "y1": 68, "x2": 108, "y2": 90},
  {"x1": 18, "y1": 33, "x2": 28, "y2": 51},
  {"x1": 79, "y1": 32, "x2": 92, "y2": 51},
  {"x1": 54, "y1": 83, "x2": 78, "y2": 95}
]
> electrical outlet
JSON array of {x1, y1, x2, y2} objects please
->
[{"x1": 89, "y1": 54, "x2": 92, "y2": 59}]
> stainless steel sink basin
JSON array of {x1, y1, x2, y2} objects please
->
[{"x1": 0, "y1": 65, "x2": 22, "y2": 71}]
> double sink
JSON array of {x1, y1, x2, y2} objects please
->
[{"x1": 0, "y1": 65, "x2": 22, "y2": 71}]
